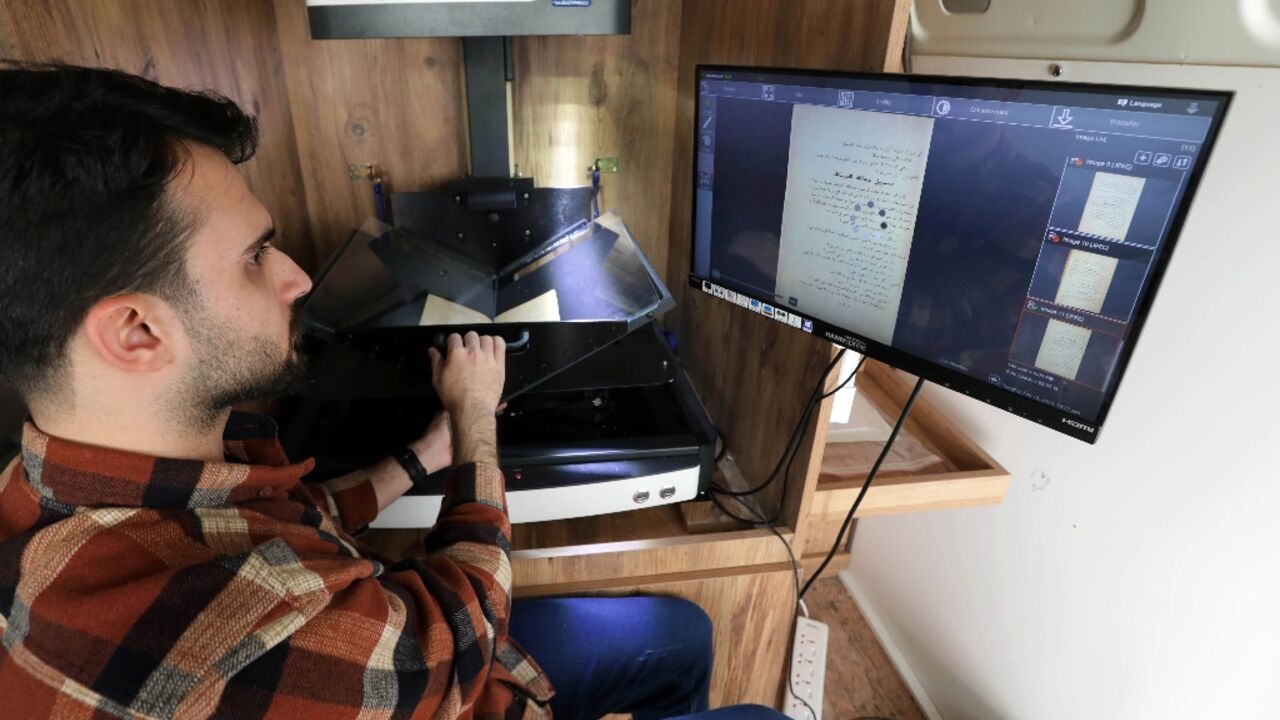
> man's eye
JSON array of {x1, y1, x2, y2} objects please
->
[{"x1": 250, "y1": 243, "x2": 273, "y2": 265}]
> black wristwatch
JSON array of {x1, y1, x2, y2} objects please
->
[{"x1": 393, "y1": 447, "x2": 430, "y2": 491}]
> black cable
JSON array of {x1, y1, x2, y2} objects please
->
[
  {"x1": 707, "y1": 490, "x2": 761, "y2": 525},
  {"x1": 822, "y1": 355, "x2": 866, "y2": 400},
  {"x1": 711, "y1": 351, "x2": 870, "y2": 527},
  {"x1": 711, "y1": 349, "x2": 844, "y2": 498},
  {"x1": 706, "y1": 361, "x2": 915, "y2": 718},
  {"x1": 712, "y1": 489, "x2": 819, "y2": 720},
  {"x1": 798, "y1": 376, "x2": 926, "y2": 602},
  {"x1": 763, "y1": 354, "x2": 868, "y2": 525},
  {"x1": 712, "y1": 350, "x2": 848, "y2": 499},
  {"x1": 712, "y1": 424, "x2": 728, "y2": 463}
]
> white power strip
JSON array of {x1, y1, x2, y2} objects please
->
[{"x1": 784, "y1": 616, "x2": 829, "y2": 720}]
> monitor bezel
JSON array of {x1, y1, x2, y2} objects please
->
[{"x1": 688, "y1": 64, "x2": 1233, "y2": 443}]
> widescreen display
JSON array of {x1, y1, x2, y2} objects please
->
[{"x1": 690, "y1": 66, "x2": 1230, "y2": 442}]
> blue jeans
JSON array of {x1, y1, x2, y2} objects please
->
[{"x1": 509, "y1": 596, "x2": 789, "y2": 720}]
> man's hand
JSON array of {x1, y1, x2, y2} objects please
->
[
  {"x1": 427, "y1": 331, "x2": 505, "y2": 467},
  {"x1": 357, "y1": 411, "x2": 453, "y2": 514},
  {"x1": 409, "y1": 411, "x2": 451, "y2": 475}
]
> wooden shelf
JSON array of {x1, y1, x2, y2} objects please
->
[
  {"x1": 363, "y1": 501, "x2": 795, "y2": 593},
  {"x1": 802, "y1": 360, "x2": 1011, "y2": 556}
]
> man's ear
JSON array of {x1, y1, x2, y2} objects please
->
[{"x1": 82, "y1": 294, "x2": 180, "y2": 374}]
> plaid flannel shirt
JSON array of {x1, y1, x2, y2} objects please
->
[{"x1": 0, "y1": 412, "x2": 553, "y2": 719}]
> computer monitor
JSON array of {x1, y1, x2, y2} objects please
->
[{"x1": 690, "y1": 66, "x2": 1231, "y2": 443}]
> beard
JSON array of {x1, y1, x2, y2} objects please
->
[{"x1": 173, "y1": 303, "x2": 310, "y2": 431}]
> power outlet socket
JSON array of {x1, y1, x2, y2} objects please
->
[{"x1": 783, "y1": 616, "x2": 829, "y2": 720}]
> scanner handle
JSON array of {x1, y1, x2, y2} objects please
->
[
  {"x1": 432, "y1": 328, "x2": 531, "y2": 354},
  {"x1": 505, "y1": 329, "x2": 531, "y2": 353}
]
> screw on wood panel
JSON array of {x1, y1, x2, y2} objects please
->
[{"x1": 1049, "y1": 63, "x2": 1064, "y2": 78}]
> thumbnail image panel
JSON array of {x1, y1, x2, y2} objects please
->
[
  {"x1": 1027, "y1": 244, "x2": 1147, "y2": 320},
  {"x1": 1011, "y1": 313, "x2": 1123, "y2": 391},
  {"x1": 1048, "y1": 167, "x2": 1178, "y2": 247}
]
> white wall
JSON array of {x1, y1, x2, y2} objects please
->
[
  {"x1": 847, "y1": 39, "x2": 1280, "y2": 720},
  {"x1": 912, "y1": 0, "x2": 1280, "y2": 67}
]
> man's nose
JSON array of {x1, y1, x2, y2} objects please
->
[{"x1": 277, "y1": 250, "x2": 313, "y2": 303}]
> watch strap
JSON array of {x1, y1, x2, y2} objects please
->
[{"x1": 393, "y1": 447, "x2": 430, "y2": 490}]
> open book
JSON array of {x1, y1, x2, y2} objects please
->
[
  {"x1": 415, "y1": 216, "x2": 623, "y2": 327},
  {"x1": 421, "y1": 289, "x2": 561, "y2": 325}
]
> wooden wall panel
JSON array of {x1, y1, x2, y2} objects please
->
[
  {"x1": 272, "y1": 0, "x2": 469, "y2": 271},
  {"x1": 510, "y1": 0, "x2": 682, "y2": 277},
  {"x1": 0, "y1": 0, "x2": 314, "y2": 269},
  {"x1": 664, "y1": 0, "x2": 911, "y2": 531}
]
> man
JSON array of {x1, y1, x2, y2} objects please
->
[{"x1": 0, "y1": 63, "x2": 790, "y2": 719}]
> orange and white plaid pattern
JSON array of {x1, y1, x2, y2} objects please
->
[{"x1": 0, "y1": 412, "x2": 552, "y2": 718}]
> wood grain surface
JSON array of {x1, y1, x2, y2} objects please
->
[
  {"x1": 272, "y1": 0, "x2": 469, "y2": 271},
  {"x1": 0, "y1": 0, "x2": 315, "y2": 268},
  {"x1": 511, "y1": 0, "x2": 682, "y2": 277}
]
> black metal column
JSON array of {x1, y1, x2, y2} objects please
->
[{"x1": 463, "y1": 36, "x2": 511, "y2": 178}]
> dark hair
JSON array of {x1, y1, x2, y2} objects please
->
[{"x1": 0, "y1": 62, "x2": 258, "y2": 399}]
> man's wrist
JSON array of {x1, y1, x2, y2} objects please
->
[
  {"x1": 450, "y1": 405, "x2": 499, "y2": 467},
  {"x1": 405, "y1": 437, "x2": 448, "y2": 475},
  {"x1": 369, "y1": 456, "x2": 414, "y2": 512},
  {"x1": 446, "y1": 399, "x2": 498, "y2": 422},
  {"x1": 392, "y1": 448, "x2": 430, "y2": 489}
]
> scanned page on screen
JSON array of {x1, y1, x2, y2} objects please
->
[
  {"x1": 1034, "y1": 318, "x2": 1091, "y2": 380},
  {"x1": 1077, "y1": 171, "x2": 1144, "y2": 241},
  {"x1": 775, "y1": 105, "x2": 934, "y2": 345},
  {"x1": 1055, "y1": 249, "x2": 1118, "y2": 314}
]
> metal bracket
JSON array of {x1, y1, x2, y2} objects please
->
[
  {"x1": 348, "y1": 163, "x2": 378, "y2": 181},
  {"x1": 592, "y1": 156, "x2": 620, "y2": 174}
]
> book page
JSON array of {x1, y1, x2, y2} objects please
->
[
  {"x1": 1077, "y1": 172, "x2": 1144, "y2": 241},
  {"x1": 420, "y1": 295, "x2": 492, "y2": 326},
  {"x1": 494, "y1": 289, "x2": 561, "y2": 323},
  {"x1": 775, "y1": 105, "x2": 934, "y2": 345},
  {"x1": 421, "y1": 290, "x2": 562, "y2": 325},
  {"x1": 1055, "y1": 249, "x2": 1118, "y2": 314},
  {"x1": 1034, "y1": 319, "x2": 1091, "y2": 380}
]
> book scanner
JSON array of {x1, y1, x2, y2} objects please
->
[{"x1": 277, "y1": 181, "x2": 715, "y2": 528}]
